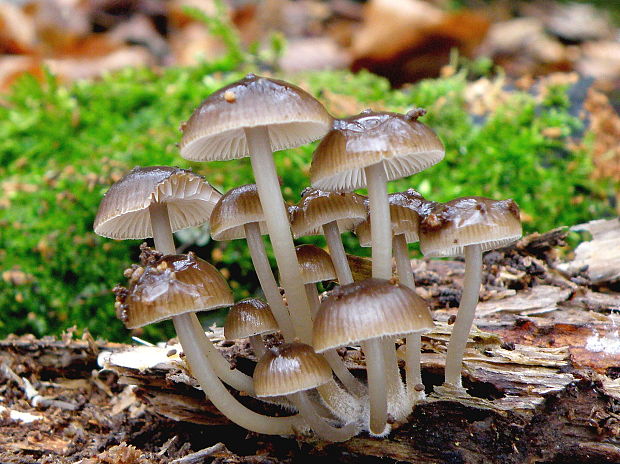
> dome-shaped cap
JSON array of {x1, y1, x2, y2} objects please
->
[
  {"x1": 419, "y1": 197, "x2": 522, "y2": 258},
  {"x1": 253, "y1": 342, "x2": 332, "y2": 397},
  {"x1": 295, "y1": 244, "x2": 337, "y2": 284},
  {"x1": 224, "y1": 298, "x2": 279, "y2": 340},
  {"x1": 313, "y1": 278, "x2": 434, "y2": 353},
  {"x1": 210, "y1": 184, "x2": 270, "y2": 240},
  {"x1": 180, "y1": 74, "x2": 333, "y2": 162},
  {"x1": 355, "y1": 192, "x2": 421, "y2": 247},
  {"x1": 114, "y1": 250, "x2": 233, "y2": 329},
  {"x1": 290, "y1": 187, "x2": 367, "y2": 238},
  {"x1": 310, "y1": 109, "x2": 444, "y2": 192},
  {"x1": 94, "y1": 166, "x2": 221, "y2": 240}
]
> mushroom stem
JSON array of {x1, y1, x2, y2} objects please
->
[
  {"x1": 444, "y1": 243, "x2": 483, "y2": 388},
  {"x1": 289, "y1": 391, "x2": 357, "y2": 442},
  {"x1": 365, "y1": 163, "x2": 391, "y2": 281},
  {"x1": 317, "y1": 380, "x2": 362, "y2": 423},
  {"x1": 174, "y1": 313, "x2": 298, "y2": 435},
  {"x1": 393, "y1": 234, "x2": 414, "y2": 289},
  {"x1": 365, "y1": 164, "x2": 406, "y2": 424},
  {"x1": 305, "y1": 283, "x2": 320, "y2": 319},
  {"x1": 187, "y1": 313, "x2": 256, "y2": 394},
  {"x1": 245, "y1": 126, "x2": 313, "y2": 344},
  {"x1": 405, "y1": 336, "x2": 424, "y2": 403},
  {"x1": 306, "y1": 283, "x2": 366, "y2": 398},
  {"x1": 249, "y1": 334, "x2": 267, "y2": 359},
  {"x1": 361, "y1": 339, "x2": 389, "y2": 436},
  {"x1": 244, "y1": 222, "x2": 296, "y2": 340},
  {"x1": 323, "y1": 221, "x2": 354, "y2": 285},
  {"x1": 393, "y1": 234, "x2": 425, "y2": 402},
  {"x1": 149, "y1": 203, "x2": 176, "y2": 255}
]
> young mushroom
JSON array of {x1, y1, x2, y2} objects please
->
[
  {"x1": 224, "y1": 298, "x2": 279, "y2": 359},
  {"x1": 254, "y1": 342, "x2": 358, "y2": 442},
  {"x1": 313, "y1": 278, "x2": 434, "y2": 435},
  {"x1": 210, "y1": 184, "x2": 295, "y2": 340},
  {"x1": 290, "y1": 187, "x2": 367, "y2": 285},
  {"x1": 295, "y1": 244, "x2": 366, "y2": 397},
  {"x1": 180, "y1": 74, "x2": 333, "y2": 344},
  {"x1": 310, "y1": 110, "x2": 444, "y2": 429},
  {"x1": 114, "y1": 250, "x2": 299, "y2": 435},
  {"x1": 419, "y1": 197, "x2": 522, "y2": 391}
]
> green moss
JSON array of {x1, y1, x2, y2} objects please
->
[{"x1": 0, "y1": 61, "x2": 614, "y2": 341}]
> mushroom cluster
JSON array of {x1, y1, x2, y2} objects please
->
[{"x1": 95, "y1": 74, "x2": 522, "y2": 441}]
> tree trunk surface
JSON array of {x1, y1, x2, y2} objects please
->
[{"x1": 1, "y1": 220, "x2": 619, "y2": 463}]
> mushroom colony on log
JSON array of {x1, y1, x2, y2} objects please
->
[{"x1": 95, "y1": 73, "x2": 523, "y2": 441}]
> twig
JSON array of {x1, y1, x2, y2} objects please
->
[
  {"x1": 22, "y1": 377, "x2": 78, "y2": 411},
  {"x1": 170, "y1": 443, "x2": 227, "y2": 464}
]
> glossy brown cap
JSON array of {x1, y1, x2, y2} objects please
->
[
  {"x1": 295, "y1": 244, "x2": 337, "y2": 284},
  {"x1": 355, "y1": 192, "x2": 421, "y2": 246},
  {"x1": 114, "y1": 251, "x2": 233, "y2": 329},
  {"x1": 224, "y1": 298, "x2": 278, "y2": 339},
  {"x1": 310, "y1": 110, "x2": 444, "y2": 191},
  {"x1": 180, "y1": 74, "x2": 333, "y2": 161},
  {"x1": 290, "y1": 187, "x2": 368, "y2": 238},
  {"x1": 253, "y1": 342, "x2": 332, "y2": 397},
  {"x1": 210, "y1": 184, "x2": 269, "y2": 240},
  {"x1": 313, "y1": 278, "x2": 434, "y2": 352},
  {"x1": 419, "y1": 197, "x2": 523, "y2": 257},
  {"x1": 94, "y1": 166, "x2": 221, "y2": 239}
]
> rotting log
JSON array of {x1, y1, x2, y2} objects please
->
[{"x1": 1, "y1": 221, "x2": 619, "y2": 463}]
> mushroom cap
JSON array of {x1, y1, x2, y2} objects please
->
[
  {"x1": 253, "y1": 342, "x2": 332, "y2": 397},
  {"x1": 210, "y1": 184, "x2": 270, "y2": 240},
  {"x1": 310, "y1": 110, "x2": 444, "y2": 192},
  {"x1": 313, "y1": 278, "x2": 434, "y2": 353},
  {"x1": 224, "y1": 298, "x2": 279, "y2": 339},
  {"x1": 295, "y1": 244, "x2": 337, "y2": 284},
  {"x1": 94, "y1": 166, "x2": 221, "y2": 240},
  {"x1": 419, "y1": 197, "x2": 523, "y2": 257},
  {"x1": 180, "y1": 74, "x2": 333, "y2": 162},
  {"x1": 289, "y1": 187, "x2": 368, "y2": 238},
  {"x1": 114, "y1": 252, "x2": 233, "y2": 329},
  {"x1": 355, "y1": 191, "x2": 421, "y2": 246}
]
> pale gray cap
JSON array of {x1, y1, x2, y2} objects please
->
[
  {"x1": 180, "y1": 73, "x2": 333, "y2": 161},
  {"x1": 94, "y1": 166, "x2": 221, "y2": 239}
]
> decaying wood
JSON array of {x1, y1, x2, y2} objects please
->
[
  {"x1": 557, "y1": 218, "x2": 620, "y2": 285},
  {"x1": 1, "y1": 221, "x2": 619, "y2": 463}
]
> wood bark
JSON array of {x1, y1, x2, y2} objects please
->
[{"x1": 1, "y1": 221, "x2": 619, "y2": 463}]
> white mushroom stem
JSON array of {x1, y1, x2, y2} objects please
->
[
  {"x1": 444, "y1": 243, "x2": 483, "y2": 388},
  {"x1": 393, "y1": 234, "x2": 414, "y2": 289},
  {"x1": 365, "y1": 163, "x2": 392, "y2": 281},
  {"x1": 306, "y1": 284, "x2": 366, "y2": 398},
  {"x1": 174, "y1": 313, "x2": 298, "y2": 435},
  {"x1": 249, "y1": 334, "x2": 267, "y2": 359},
  {"x1": 246, "y1": 126, "x2": 313, "y2": 344},
  {"x1": 149, "y1": 203, "x2": 177, "y2": 255},
  {"x1": 149, "y1": 204, "x2": 256, "y2": 394},
  {"x1": 244, "y1": 222, "x2": 296, "y2": 340},
  {"x1": 364, "y1": 163, "x2": 405, "y2": 430},
  {"x1": 323, "y1": 221, "x2": 354, "y2": 284},
  {"x1": 393, "y1": 234, "x2": 425, "y2": 402},
  {"x1": 361, "y1": 339, "x2": 389, "y2": 436},
  {"x1": 289, "y1": 391, "x2": 357, "y2": 442},
  {"x1": 317, "y1": 380, "x2": 362, "y2": 423}
]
